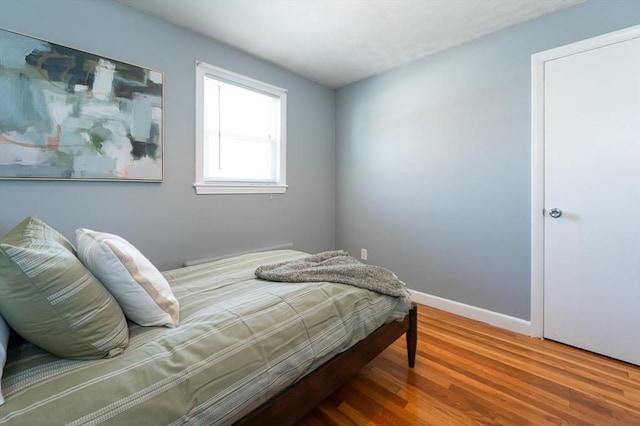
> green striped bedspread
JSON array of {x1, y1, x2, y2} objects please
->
[{"x1": 1, "y1": 250, "x2": 410, "y2": 425}]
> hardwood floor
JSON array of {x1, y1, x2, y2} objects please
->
[{"x1": 297, "y1": 304, "x2": 640, "y2": 425}]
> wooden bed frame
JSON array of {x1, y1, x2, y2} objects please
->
[{"x1": 237, "y1": 303, "x2": 418, "y2": 425}]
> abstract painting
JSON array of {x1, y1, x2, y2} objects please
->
[{"x1": 0, "y1": 28, "x2": 163, "y2": 181}]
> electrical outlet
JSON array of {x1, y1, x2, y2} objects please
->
[{"x1": 360, "y1": 248, "x2": 368, "y2": 261}]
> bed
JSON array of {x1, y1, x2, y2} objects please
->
[{"x1": 0, "y1": 227, "x2": 417, "y2": 426}]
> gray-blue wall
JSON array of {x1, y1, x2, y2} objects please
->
[
  {"x1": 335, "y1": 0, "x2": 640, "y2": 320},
  {"x1": 0, "y1": 0, "x2": 336, "y2": 270}
]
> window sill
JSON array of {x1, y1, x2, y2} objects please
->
[{"x1": 193, "y1": 183, "x2": 288, "y2": 195}]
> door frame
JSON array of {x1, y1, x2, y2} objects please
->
[{"x1": 530, "y1": 25, "x2": 640, "y2": 338}]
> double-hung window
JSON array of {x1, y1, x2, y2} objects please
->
[{"x1": 194, "y1": 61, "x2": 287, "y2": 194}]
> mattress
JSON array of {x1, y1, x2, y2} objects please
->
[{"x1": 0, "y1": 250, "x2": 410, "y2": 425}]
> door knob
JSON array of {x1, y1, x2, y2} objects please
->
[{"x1": 549, "y1": 208, "x2": 562, "y2": 218}]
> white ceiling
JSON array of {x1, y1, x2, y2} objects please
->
[{"x1": 117, "y1": 0, "x2": 585, "y2": 88}]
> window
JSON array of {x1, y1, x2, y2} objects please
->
[{"x1": 194, "y1": 61, "x2": 287, "y2": 194}]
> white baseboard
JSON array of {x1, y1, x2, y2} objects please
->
[{"x1": 410, "y1": 289, "x2": 532, "y2": 336}]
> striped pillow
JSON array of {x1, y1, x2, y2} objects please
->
[
  {"x1": 76, "y1": 228, "x2": 179, "y2": 327},
  {"x1": 0, "y1": 217, "x2": 129, "y2": 360}
]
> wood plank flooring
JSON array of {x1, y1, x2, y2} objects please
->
[{"x1": 297, "y1": 304, "x2": 640, "y2": 425}]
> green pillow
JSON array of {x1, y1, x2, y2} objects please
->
[{"x1": 0, "y1": 217, "x2": 129, "y2": 360}]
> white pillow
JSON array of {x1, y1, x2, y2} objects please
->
[
  {"x1": 76, "y1": 228, "x2": 179, "y2": 328},
  {"x1": 0, "y1": 314, "x2": 9, "y2": 405}
]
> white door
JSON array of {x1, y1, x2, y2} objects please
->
[{"x1": 542, "y1": 32, "x2": 640, "y2": 365}]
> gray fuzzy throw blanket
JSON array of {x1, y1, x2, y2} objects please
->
[{"x1": 255, "y1": 250, "x2": 411, "y2": 302}]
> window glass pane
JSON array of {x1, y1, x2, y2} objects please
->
[
  {"x1": 218, "y1": 137, "x2": 272, "y2": 180},
  {"x1": 219, "y1": 82, "x2": 278, "y2": 139}
]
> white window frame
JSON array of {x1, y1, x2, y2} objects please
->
[{"x1": 194, "y1": 61, "x2": 287, "y2": 194}]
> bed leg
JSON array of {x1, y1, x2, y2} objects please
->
[{"x1": 406, "y1": 304, "x2": 417, "y2": 368}]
